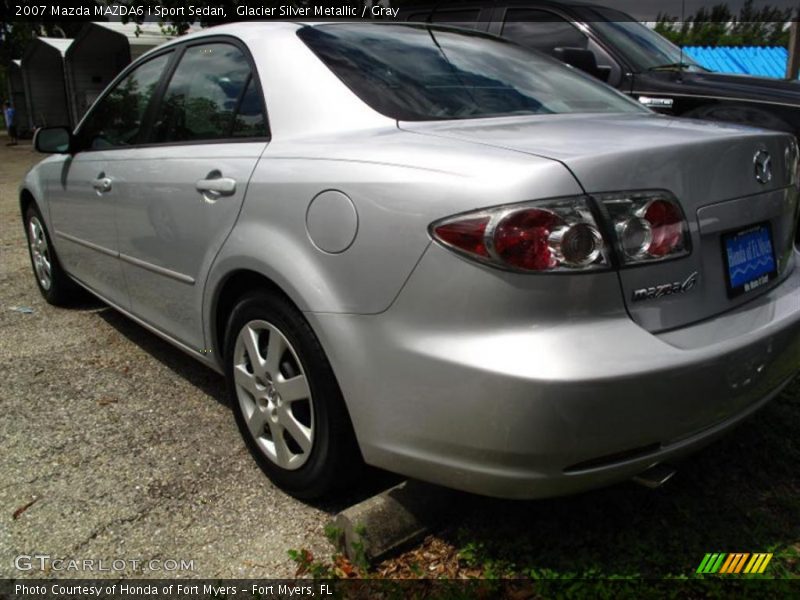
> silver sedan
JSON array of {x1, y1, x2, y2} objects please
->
[{"x1": 22, "y1": 22, "x2": 800, "y2": 499}]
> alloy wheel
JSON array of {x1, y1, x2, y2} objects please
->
[
  {"x1": 28, "y1": 216, "x2": 52, "y2": 291},
  {"x1": 232, "y1": 320, "x2": 314, "y2": 470}
]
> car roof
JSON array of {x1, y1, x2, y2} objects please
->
[{"x1": 139, "y1": 21, "x2": 303, "y2": 57}]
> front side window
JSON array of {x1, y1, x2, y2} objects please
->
[
  {"x1": 78, "y1": 52, "x2": 171, "y2": 150},
  {"x1": 502, "y1": 9, "x2": 589, "y2": 54},
  {"x1": 298, "y1": 24, "x2": 645, "y2": 121},
  {"x1": 408, "y1": 9, "x2": 482, "y2": 30},
  {"x1": 151, "y1": 43, "x2": 266, "y2": 143},
  {"x1": 589, "y1": 8, "x2": 707, "y2": 73}
]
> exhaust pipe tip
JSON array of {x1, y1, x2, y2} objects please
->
[{"x1": 632, "y1": 463, "x2": 677, "y2": 489}]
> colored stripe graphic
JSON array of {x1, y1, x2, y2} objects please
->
[
  {"x1": 719, "y1": 554, "x2": 735, "y2": 573},
  {"x1": 697, "y1": 553, "x2": 726, "y2": 574},
  {"x1": 721, "y1": 553, "x2": 749, "y2": 574},
  {"x1": 744, "y1": 553, "x2": 773, "y2": 574},
  {"x1": 697, "y1": 553, "x2": 773, "y2": 574},
  {"x1": 734, "y1": 553, "x2": 750, "y2": 573},
  {"x1": 696, "y1": 553, "x2": 714, "y2": 573}
]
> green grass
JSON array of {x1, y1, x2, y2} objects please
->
[{"x1": 287, "y1": 377, "x2": 799, "y2": 594}]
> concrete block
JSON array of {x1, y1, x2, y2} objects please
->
[{"x1": 331, "y1": 480, "x2": 459, "y2": 564}]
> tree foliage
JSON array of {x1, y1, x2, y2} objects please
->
[
  {"x1": 0, "y1": 15, "x2": 86, "y2": 69},
  {"x1": 655, "y1": 0, "x2": 793, "y2": 47},
  {"x1": 0, "y1": 2, "x2": 87, "y2": 100}
]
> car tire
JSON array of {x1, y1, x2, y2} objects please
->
[
  {"x1": 24, "y1": 204, "x2": 81, "y2": 305},
  {"x1": 224, "y1": 290, "x2": 362, "y2": 499}
]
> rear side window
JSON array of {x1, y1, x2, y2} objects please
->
[
  {"x1": 151, "y1": 43, "x2": 267, "y2": 143},
  {"x1": 78, "y1": 52, "x2": 171, "y2": 149},
  {"x1": 298, "y1": 24, "x2": 644, "y2": 121},
  {"x1": 232, "y1": 77, "x2": 268, "y2": 138}
]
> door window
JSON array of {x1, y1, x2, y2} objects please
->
[
  {"x1": 231, "y1": 77, "x2": 269, "y2": 138},
  {"x1": 501, "y1": 8, "x2": 622, "y2": 85},
  {"x1": 151, "y1": 43, "x2": 267, "y2": 143},
  {"x1": 502, "y1": 9, "x2": 589, "y2": 54},
  {"x1": 407, "y1": 9, "x2": 482, "y2": 29},
  {"x1": 77, "y1": 52, "x2": 171, "y2": 150}
]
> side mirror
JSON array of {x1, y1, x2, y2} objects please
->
[
  {"x1": 34, "y1": 127, "x2": 72, "y2": 154},
  {"x1": 554, "y1": 47, "x2": 606, "y2": 81}
]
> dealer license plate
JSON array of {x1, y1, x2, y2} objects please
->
[{"x1": 722, "y1": 222, "x2": 778, "y2": 298}]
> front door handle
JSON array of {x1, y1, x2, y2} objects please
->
[
  {"x1": 92, "y1": 176, "x2": 112, "y2": 193},
  {"x1": 196, "y1": 175, "x2": 236, "y2": 197}
]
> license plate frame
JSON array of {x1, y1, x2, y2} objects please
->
[{"x1": 721, "y1": 222, "x2": 778, "y2": 299}]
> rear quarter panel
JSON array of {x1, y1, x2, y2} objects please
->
[{"x1": 203, "y1": 129, "x2": 584, "y2": 334}]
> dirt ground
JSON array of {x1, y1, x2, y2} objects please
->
[{"x1": 0, "y1": 136, "x2": 353, "y2": 578}]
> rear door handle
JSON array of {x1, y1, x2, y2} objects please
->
[
  {"x1": 92, "y1": 177, "x2": 112, "y2": 193},
  {"x1": 196, "y1": 176, "x2": 236, "y2": 197}
]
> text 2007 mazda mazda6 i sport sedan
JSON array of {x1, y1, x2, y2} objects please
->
[{"x1": 22, "y1": 22, "x2": 800, "y2": 499}]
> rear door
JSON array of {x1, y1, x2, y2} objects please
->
[{"x1": 107, "y1": 39, "x2": 269, "y2": 352}]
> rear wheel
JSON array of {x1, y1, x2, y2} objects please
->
[
  {"x1": 224, "y1": 290, "x2": 361, "y2": 499},
  {"x1": 24, "y1": 204, "x2": 81, "y2": 305}
]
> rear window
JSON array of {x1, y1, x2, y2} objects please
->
[{"x1": 298, "y1": 24, "x2": 645, "y2": 121}]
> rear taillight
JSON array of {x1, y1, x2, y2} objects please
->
[
  {"x1": 431, "y1": 197, "x2": 609, "y2": 272},
  {"x1": 430, "y1": 191, "x2": 691, "y2": 273},
  {"x1": 493, "y1": 208, "x2": 562, "y2": 271},
  {"x1": 433, "y1": 217, "x2": 490, "y2": 258},
  {"x1": 597, "y1": 191, "x2": 691, "y2": 265}
]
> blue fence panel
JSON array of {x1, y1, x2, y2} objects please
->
[{"x1": 683, "y1": 46, "x2": 791, "y2": 79}]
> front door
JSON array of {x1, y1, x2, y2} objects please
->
[
  {"x1": 47, "y1": 51, "x2": 175, "y2": 305},
  {"x1": 46, "y1": 152, "x2": 124, "y2": 302}
]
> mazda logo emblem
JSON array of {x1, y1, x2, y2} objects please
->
[{"x1": 754, "y1": 150, "x2": 772, "y2": 184}]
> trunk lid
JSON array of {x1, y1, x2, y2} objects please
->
[{"x1": 401, "y1": 113, "x2": 799, "y2": 331}]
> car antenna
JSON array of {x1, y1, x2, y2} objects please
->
[
  {"x1": 679, "y1": 0, "x2": 686, "y2": 82},
  {"x1": 428, "y1": 0, "x2": 442, "y2": 23}
]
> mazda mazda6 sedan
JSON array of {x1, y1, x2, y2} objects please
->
[{"x1": 22, "y1": 22, "x2": 800, "y2": 499}]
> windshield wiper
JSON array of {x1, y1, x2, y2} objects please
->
[{"x1": 649, "y1": 62, "x2": 706, "y2": 72}]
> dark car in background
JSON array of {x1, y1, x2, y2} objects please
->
[{"x1": 400, "y1": 1, "x2": 800, "y2": 135}]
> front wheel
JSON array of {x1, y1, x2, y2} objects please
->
[
  {"x1": 24, "y1": 204, "x2": 81, "y2": 305},
  {"x1": 224, "y1": 290, "x2": 362, "y2": 499}
]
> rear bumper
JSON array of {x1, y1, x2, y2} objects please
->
[{"x1": 308, "y1": 245, "x2": 800, "y2": 499}]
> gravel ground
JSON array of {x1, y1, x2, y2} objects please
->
[{"x1": 0, "y1": 138, "x2": 351, "y2": 579}]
